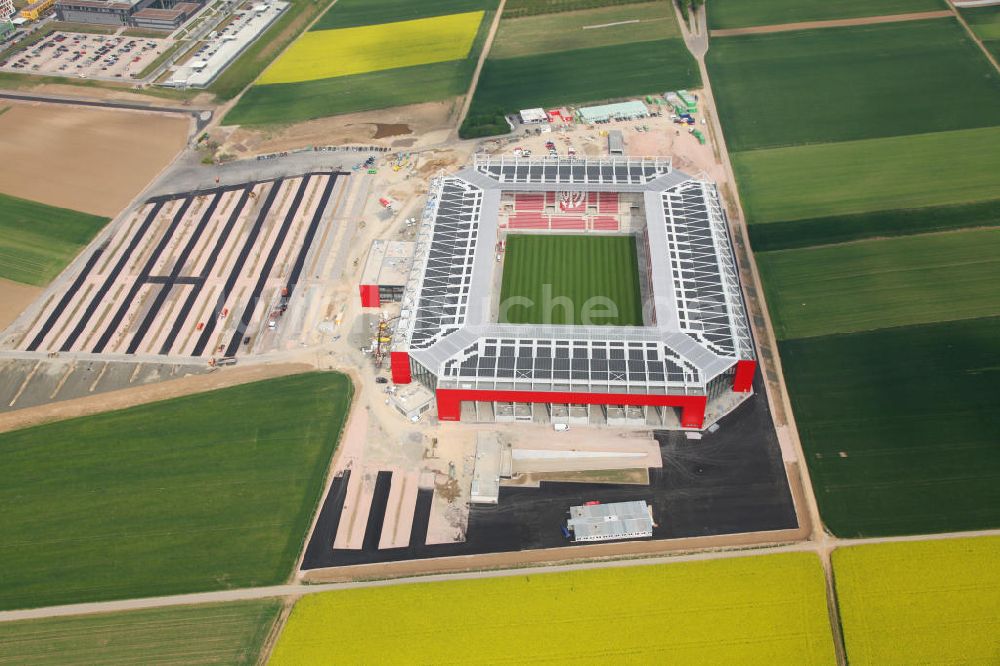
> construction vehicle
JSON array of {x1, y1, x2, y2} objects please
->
[{"x1": 370, "y1": 312, "x2": 399, "y2": 369}]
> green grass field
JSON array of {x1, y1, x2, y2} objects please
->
[
  {"x1": 708, "y1": 0, "x2": 944, "y2": 31},
  {"x1": 226, "y1": 60, "x2": 472, "y2": 125},
  {"x1": 0, "y1": 372, "x2": 352, "y2": 611},
  {"x1": 207, "y1": 0, "x2": 336, "y2": 100},
  {"x1": 271, "y1": 553, "x2": 835, "y2": 664},
  {"x1": 0, "y1": 193, "x2": 109, "y2": 286},
  {"x1": 962, "y1": 5, "x2": 1000, "y2": 39},
  {"x1": 0, "y1": 601, "x2": 280, "y2": 666},
  {"x1": 468, "y1": 39, "x2": 698, "y2": 118},
  {"x1": 733, "y1": 126, "x2": 1000, "y2": 224},
  {"x1": 961, "y1": 5, "x2": 1000, "y2": 59},
  {"x1": 780, "y1": 316, "x2": 1000, "y2": 536},
  {"x1": 756, "y1": 229, "x2": 1000, "y2": 339},
  {"x1": 489, "y1": 1, "x2": 678, "y2": 58},
  {"x1": 225, "y1": 5, "x2": 493, "y2": 125},
  {"x1": 499, "y1": 234, "x2": 643, "y2": 326},
  {"x1": 747, "y1": 198, "x2": 1000, "y2": 251},
  {"x1": 503, "y1": 0, "x2": 651, "y2": 18},
  {"x1": 707, "y1": 19, "x2": 1000, "y2": 151},
  {"x1": 833, "y1": 537, "x2": 1000, "y2": 663},
  {"x1": 311, "y1": 0, "x2": 495, "y2": 30}
]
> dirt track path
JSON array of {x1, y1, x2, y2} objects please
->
[
  {"x1": 452, "y1": 0, "x2": 507, "y2": 139},
  {"x1": 3, "y1": 528, "x2": 998, "y2": 625},
  {"x1": 710, "y1": 10, "x2": 952, "y2": 36},
  {"x1": 0, "y1": 361, "x2": 313, "y2": 433}
]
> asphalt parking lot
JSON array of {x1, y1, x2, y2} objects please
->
[
  {"x1": 0, "y1": 32, "x2": 171, "y2": 81},
  {"x1": 0, "y1": 358, "x2": 208, "y2": 413},
  {"x1": 303, "y1": 374, "x2": 799, "y2": 568}
]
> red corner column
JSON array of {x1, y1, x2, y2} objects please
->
[
  {"x1": 679, "y1": 396, "x2": 707, "y2": 429},
  {"x1": 390, "y1": 351, "x2": 411, "y2": 384},
  {"x1": 359, "y1": 285, "x2": 380, "y2": 308},
  {"x1": 436, "y1": 389, "x2": 462, "y2": 421},
  {"x1": 733, "y1": 360, "x2": 757, "y2": 393}
]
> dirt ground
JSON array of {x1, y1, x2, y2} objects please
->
[
  {"x1": 32, "y1": 83, "x2": 215, "y2": 107},
  {"x1": 218, "y1": 99, "x2": 461, "y2": 157},
  {"x1": 0, "y1": 361, "x2": 313, "y2": 433},
  {"x1": 478, "y1": 100, "x2": 726, "y2": 185},
  {"x1": 0, "y1": 101, "x2": 190, "y2": 216},
  {"x1": 0, "y1": 279, "x2": 42, "y2": 331},
  {"x1": 710, "y1": 10, "x2": 951, "y2": 36}
]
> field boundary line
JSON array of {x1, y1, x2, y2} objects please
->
[
  {"x1": 710, "y1": 10, "x2": 952, "y2": 37},
  {"x1": 212, "y1": 0, "x2": 343, "y2": 127},
  {"x1": 4, "y1": 528, "x2": 1000, "y2": 624},
  {"x1": 453, "y1": 0, "x2": 506, "y2": 140}
]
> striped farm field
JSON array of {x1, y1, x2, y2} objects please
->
[
  {"x1": 462, "y1": 0, "x2": 695, "y2": 136},
  {"x1": 259, "y1": 11, "x2": 484, "y2": 84},
  {"x1": 489, "y1": 1, "x2": 679, "y2": 58},
  {"x1": 708, "y1": 0, "x2": 945, "y2": 31},
  {"x1": 733, "y1": 126, "x2": 1000, "y2": 224},
  {"x1": 781, "y1": 317, "x2": 1000, "y2": 536},
  {"x1": 270, "y1": 553, "x2": 836, "y2": 664},
  {"x1": 747, "y1": 199, "x2": 1000, "y2": 252},
  {"x1": 0, "y1": 192, "x2": 108, "y2": 286},
  {"x1": 708, "y1": 19, "x2": 1000, "y2": 151},
  {"x1": 0, "y1": 601, "x2": 280, "y2": 666},
  {"x1": 756, "y1": 228, "x2": 1000, "y2": 340},
  {"x1": 499, "y1": 234, "x2": 643, "y2": 326},
  {"x1": 311, "y1": 0, "x2": 493, "y2": 30},
  {"x1": 0, "y1": 373, "x2": 352, "y2": 611},
  {"x1": 834, "y1": 537, "x2": 1000, "y2": 664}
]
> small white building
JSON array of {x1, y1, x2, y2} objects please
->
[
  {"x1": 566, "y1": 501, "x2": 654, "y2": 542},
  {"x1": 518, "y1": 108, "x2": 547, "y2": 124}
]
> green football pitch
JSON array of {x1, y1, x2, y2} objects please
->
[{"x1": 499, "y1": 234, "x2": 643, "y2": 326}]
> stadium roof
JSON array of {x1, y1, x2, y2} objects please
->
[{"x1": 395, "y1": 157, "x2": 754, "y2": 396}]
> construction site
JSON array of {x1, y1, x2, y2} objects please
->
[
  {"x1": 9, "y1": 173, "x2": 344, "y2": 360},
  {"x1": 0, "y1": 92, "x2": 804, "y2": 578}
]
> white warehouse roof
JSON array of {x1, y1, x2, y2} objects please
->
[{"x1": 567, "y1": 501, "x2": 654, "y2": 542}]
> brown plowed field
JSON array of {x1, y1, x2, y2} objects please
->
[{"x1": 0, "y1": 102, "x2": 189, "y2": 217}]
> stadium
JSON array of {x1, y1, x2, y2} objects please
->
[{"x1": 384, "y1": 156, "x2": 756, "y2": 429}]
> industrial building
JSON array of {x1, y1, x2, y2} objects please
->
[
  {"x1": 566, "y1": 501, "x2": 654, "y2": 542},
  {"x1": 54, "y1": 0, "x2": 204, "y2": 28},
  {"x1": 576, "y1": 100, "x2": 649, "y2": 124},
  {"x1": 21, "y1": 0, "x2": 55, "y2": 20},
  {"x1": 386, "y1": 156, "x2": 757, "y2": 429},
  {"x1": 518, "y1": 108, "x2": 547, "y2": 125},
  {"x1": 359, "y1": 239, "x2": 414, "y2": 308}
]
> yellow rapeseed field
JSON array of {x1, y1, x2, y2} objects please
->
[
  {"x1": 269, "y1": 553, "x2": 836, "y2": 664},
  {"x1": 259, "y1": 11, "x2": 484, "y2": 85},
  {"x1": 834, "y1": 536, "x2": 1000, "y2": 665}
]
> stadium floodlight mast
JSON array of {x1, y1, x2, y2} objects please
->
[{"x1": 388, "y1": 156, "x2": 757, "y2": 429}]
